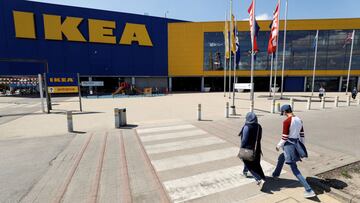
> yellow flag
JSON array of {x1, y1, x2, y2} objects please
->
[
  {"x1": 224, "y1": 19, "x2": 230, "y2": 59},
  {"x1": 231, "y1": 14, "x2": 236, "y2": 53}
]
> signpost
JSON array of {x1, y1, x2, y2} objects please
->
[{"x1": 46, "y1": 73, "x2": 82, "y2": 112}]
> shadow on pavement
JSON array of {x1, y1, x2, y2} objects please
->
[
  {"x1": 261, "y1": 177, "x2": 322, "y2": 202},
  {"x1": 121, "y1": 124, "x2": 139, "y2": 129},
  {"x1": 0, "y1": 111, "x2": 104, "y2": 117}
]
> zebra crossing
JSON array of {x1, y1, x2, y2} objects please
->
[{"x1": 136, "y1": 122, "x2": 285, "y2": 203}]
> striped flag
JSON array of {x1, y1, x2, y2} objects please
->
[
  {"x1": 231, "y1": 14, "x2": 236, "y2": 54},
  {"x1": 234, "y1": 22, "x2": 241, "y2": 65},
  {"x1": 268, "y1": 0, "x2": 280, "y2": 54},
  {"x1": 248, "y1": 1, "x2": 260, "y2": 53}
]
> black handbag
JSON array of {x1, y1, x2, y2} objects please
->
[{"x1": 237, "y1": 125, "x2": 259, "y2": 161}]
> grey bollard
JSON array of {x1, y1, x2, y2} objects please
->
[
  {"x1": 66, "y1": 111, "x2": 73, "y2": 132},
  {"x1": 115, "y1": 108, "x2": 127, "y2": 128},
  {"x1": 307, "y1": 97, "x2": 311, "y2": 110},
  {"x1": 346, "y1": 95, "x2": 351, "y2": 106},
  {"x1": 290, "y1": 98, "x2": 295, "y2": 111},
  {"x1": 321, "y1": 97, "x2": 325, "y2": 109},
  {"x1": 197, "y1": 104, "x2": 201, "y2": 121},
  {"x1": 271, "y1": 99, "x2": 276, "y2": 114},
  {"x1": 225, "y1": 102, "x2": 229, "y2": 118},
  {"x1": 276, "y1": 102, "x2": 281, "y2": 113},
  {"x1": 230, "y1": 105, "x2": 236, "y2": 116},
  {"x1": 334, "y1": 96, "x2": 339, "y2": 108},
  {"x1": 357, "y1": 98, "x2": 360, "y2": 106}
]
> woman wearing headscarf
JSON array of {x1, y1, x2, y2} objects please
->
[{"x1": 239, "y1": 112, "x2": 266, "y2": 187}]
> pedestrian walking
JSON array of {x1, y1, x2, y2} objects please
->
[
  {"x1": 238, "y1": 112, "x2": 266, "y2": 188},
  {"x1": 352, "y1": 87, "x2": 358, "y2": 99},
  {"x1": 318, "y1": 86, "x2": 325, "y2": 101},
  {"x1": 272, "y1": 104, "x2": 316, "y2": 198}
]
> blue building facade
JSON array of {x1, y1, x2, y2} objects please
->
[{"x1": 0, "y1": 0, "x2": 179, "y2": 77}]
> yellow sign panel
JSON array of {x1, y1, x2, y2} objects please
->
[{"x1": 48, "y1": 86, "x2": 79, "y2": 93}]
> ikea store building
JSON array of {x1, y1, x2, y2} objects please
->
[{"x1": 1, "y1": 0, "x2": 360, "y2": 94}]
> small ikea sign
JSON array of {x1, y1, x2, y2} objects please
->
[{"x1": 47, "y1": 73, "x2": 78, "y2": 87}]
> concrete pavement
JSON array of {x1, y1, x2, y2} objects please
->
[{"x1": 0, "y1": 92, "x2": 359, "y2": 202}]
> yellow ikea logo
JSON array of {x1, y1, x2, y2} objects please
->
[
  {"x1": 12, "y1": 11, "x2": 153, "y2": 47},
  {"x1": 49, "y1": 77, "x2": 74, "y2": 83}
]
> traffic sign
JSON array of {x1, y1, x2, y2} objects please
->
[{"x1": 81, "y1": 81, "x2": 104, "y2": 87}]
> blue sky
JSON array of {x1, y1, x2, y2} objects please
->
[{"x1": 28, "y1": 0, "x2": 360, "y2": 21}]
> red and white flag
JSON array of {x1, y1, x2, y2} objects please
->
[
  {"x1": 248, "y1": 0, "x2": 255, "y2": 46},
  {"x1": 268, "y1": 0, "x2": 280, "y2": 54}
]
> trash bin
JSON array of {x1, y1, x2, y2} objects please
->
[{"x1": 115, "y1": 108, "x2": 127, "y2": 128}]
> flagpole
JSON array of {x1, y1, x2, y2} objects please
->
[
  {"x1": 311, "y1": 30, "x2": 319, "y2": 97},
  {"x1": 232, "y1": 19, "x2": 236, "y2": 112},
  {"x1": 280, "y1": 0, "x2": 288, "y2": 99},
  {"x1": 224, "y1": 12, "x2": 227, "y2": 97},
  {"x1": 250, "y1": 0, "x2": 256, "y2": 113},
  {"x1": 228, "y1": 0, "x2": 233, "y2": 99},
  {"x1": 273, "y1": 0, "x2": 281, "y2": 100},
  {"x1": 346, "y1": 29, "x2": 356, "y2": 95},
  {"x1": 269, "y1": 53, "x2": 274, "y2": 97}
]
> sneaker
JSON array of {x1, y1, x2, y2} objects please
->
[
  {"x1": 271, "y1": 174, "x2": 279, "y2": 180},
  {"x1": 242, "y1": 171, "x2": 249, "y2": 178},
  {"x1": 304, "y1": 190, "x2": 316, "y2": 198},
  {"x1": 257, "y1": 180, "x2": 265, "y2": 188}
]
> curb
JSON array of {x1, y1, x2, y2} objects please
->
[{"x1": 308, "y1": 176, "x2": 360, "y2": 203}]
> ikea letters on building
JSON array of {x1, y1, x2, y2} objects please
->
[{"x1": 0, "y1": 0, "x2": 360, "y2": 93}]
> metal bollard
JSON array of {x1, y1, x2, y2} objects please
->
[
  {"x1": 346, "y1": 95, "x2": 351, "y2": 106},
  {"x1": 115, "y1": 108, "x2": 127, "y2": 128},
  {"x1": 290, "y1": 98, "x2": 295, "y2": 111},
  {"x1": 271, "y1": 99, "x2": 276, "y2": 114},
  {"x1": 357, "y1": 98, "x2": 360, "y2": 106},
  {"x1": 66, "y1": 111, "x2": 73, "y2": 132},
  {"x1": 321, "y1": 97, "x2": 325, "y2": 109},
  {"x1": 276, "y1": 103, "x2": 281, "y2": 113},
  {"x1": 334, "y1": 96, "x2": 339, "y2": 108},
  {"x1": 197, "y1": 104, "x2": 201, "y2": 121},
  {"x1": 307, "y1": 97, "x2": 311, "y2": 110},
  {"x1": 225, "y1": 102, "x2": 229, "y2": 118},
  {"x1": 230, "y1": 105, "x2": 236, "y2": 116}
]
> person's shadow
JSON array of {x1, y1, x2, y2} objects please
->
[{"x1": 260, "y1": 177, "x2": 328, "y2": 202}]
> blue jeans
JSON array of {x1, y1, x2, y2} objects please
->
[
  {"x1": 243, "y1": 161, "x2": 263, "y2": 181},
  {"x1": 272, "y1": 153, "x2": 313, "y2": 192}
]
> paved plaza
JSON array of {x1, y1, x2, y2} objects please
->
[{"x1": 0, "y1": 92, "x2": 359, "y2": 202}]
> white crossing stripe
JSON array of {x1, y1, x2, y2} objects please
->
[
  {"x1": 144, "y1": 137, "x2": 226, "y2": 155},
  {"x1": 140, "y1": 129, "x2": 207, "y2": 142},
  {"x1": 152, "y1": 147, "x2": 238, "y2": 171},
  {"x1": 26, "y1": 103, "x2": 39, "y2": 108},
  {"x1": 0, "y1": 103, "x2": 15, "y2": 108},
  {"x1": 163, "y1": 161, "x2": 282, "y2": 203},
  {"x1": 137, "y1": 124, "x2": 195, "y2": 134}
]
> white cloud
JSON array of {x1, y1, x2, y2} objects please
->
[
  {"x1": 242, "y1": 13, "x2": 271, "y2": 21},
  {"x1": 256, "y1": 13, "x2": 272, "y2": 20}
]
